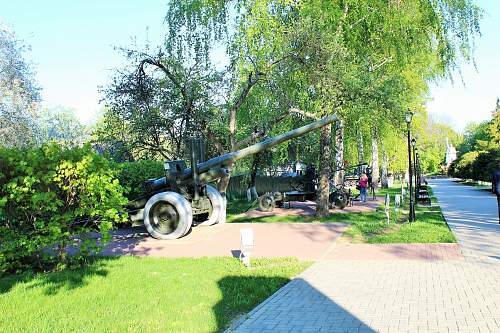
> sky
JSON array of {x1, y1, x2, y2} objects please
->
[
  {"x1": 425, "y1": 0, "x2": 500, "y2": 131},
  {"x1": 1, "y1": 0, "x2": 499, "y2": 131}
]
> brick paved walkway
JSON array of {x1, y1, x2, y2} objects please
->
[
  {"x1": 101, "y1": 223, "x2": 347, "y2": 260},
  {"x1": 324, "y1": 243, "x2": 463, "y2": 261},
  {"x1": 229, "y1": 260, "x2": 499, "y2": 333},
  {"x1": 229, "y1": 179, "x2": 500, "y2": 333}
]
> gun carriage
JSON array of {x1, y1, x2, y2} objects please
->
[{"x1": 127, "y1": 115, "x2": 338, "y2": 239}]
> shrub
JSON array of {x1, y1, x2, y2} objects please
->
[
  {"x1": 117, "y1": 160, "x2": 165, "y2": 199},
  {"x1": 473, "y1": 149, "x2": 500, "y2": 182},
  {"x1": 0, "y1": 143, "x2": 128, "y2": 273},
  {"x1": 448, "y1": 151, "x2": 478, "y2": 179},
  {"x1": 448, "y1": 148, "x2": 500, "y2": 181}
]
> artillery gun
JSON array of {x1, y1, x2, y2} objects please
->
[
  {"x1": 256, "y1": 162, "x2": 368, "y2": 212},
  {"x1": 127, "y1": 115, "x2": 338, "y2": 239}
]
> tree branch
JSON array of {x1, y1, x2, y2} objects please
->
[
  {"x1": 289, "y1": 108, "x2": 319, "y2": 120},
  {"x1": 369, "y1": 56, "x2": 393, "y2": 72},
  {"x1": 229, "y1": 70, "x2": 262, "y2": 150},
  {"x1": 234, "y1": 109, "x2": 293, "y2": 149}
]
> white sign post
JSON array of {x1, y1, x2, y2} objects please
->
[
  {"x1": 394, "y1": 194, "x2": 401, "y2": 223},
  {"x1": 385, "y1": 194, "x2": 390, "y2": 225},
  {"x1": 240, "y1": 228, "x2": 254, "y2": 267}
]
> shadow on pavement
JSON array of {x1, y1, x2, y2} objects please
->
[{"x1": 219, "y1": 276, "x2": 374, "y2": 333}]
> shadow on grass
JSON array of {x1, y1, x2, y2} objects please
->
[
  {"x1": 0, "y1": 256, "x2": 119, "y2": 296},
  {"x1": 215, "y1": 276, "x2": 375, "y2": 333}
]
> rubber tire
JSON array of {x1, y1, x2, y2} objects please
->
[
  {"x1": 330, "y1": 191, "x2": 348, "y2": 210},
  {"x1": 143, "y1": 191, "x2": 193, "y2": 239},
  {"x1": 258, "y1": 193, "x2": 276, "y2": 212},
  {"x1": 196, "y1": 185, "x2": 223, "y2": 226}
]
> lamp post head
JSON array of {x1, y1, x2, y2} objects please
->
[
  {"x1": 405, "y1": 110, "x2": 413, "y2": 124},
  {"x1": 411, "y1": 138, "x2": 416, "y2": 147}
]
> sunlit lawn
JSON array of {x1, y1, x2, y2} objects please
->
[
  {"x1": 226, "y1": 184, "x2": 456, "y2": 244},
  {"x1": 0, "y1": 256, "x2": 309, "y2": 333}
]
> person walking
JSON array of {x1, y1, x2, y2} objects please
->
[
  {"x1": 359, "y1": 173, "x2": 369, "y2": 203},
  {"x1": 493, "y1": 167, "x2": 500, "y2": 224}
]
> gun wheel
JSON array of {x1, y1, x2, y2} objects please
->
[
  {"x1": 258, "y1": 193, "x2": 276, "y2": 212},
  {"x1": 330, "y1": 191, "x2": 348, "y2": 210},
  {"x1": 143, "y1": 192, "x2": 193, "y2": 239}
]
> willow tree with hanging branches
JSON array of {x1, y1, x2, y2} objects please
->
[{"x1": 102, "y1": 0, "x2": 481, "y2": 215}]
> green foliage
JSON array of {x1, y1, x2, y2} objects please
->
[
  {"x1": 489, "y1": 98, "x2": 500, "y2": 146},
  {"x1": 102, "y1": 0, "x2": 482, "y2": 193},
  {"x1": 449, "y1": 149, "x2": 499, "y2": 181},
  {"x1": 415, "y1": 116, "x2": 463, "y2": 173},
  {"x1": 450, "y1": 103, "x2": 500, "y2": 181},
  {"x1": 0, "y1": 143, "x2": 128, "y2": 273},
  {"x1": 449, "y1": 151, "x2": 479, "y2": 179},
  {"x1": 459, "y1": 121, "x2": 492, "y2": 154},
  {"x1": 117, "y1": 160, "x2": 165, "y2": 199}
]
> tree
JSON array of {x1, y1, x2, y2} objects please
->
[
  {"x1": 0, "y1": 23, "x2": 42, "y2": 147},
  {"x1": 39, "y1": 106, "x2": 88, "y2": 145},
  {"x1": 163, "y1": 0, "x2": 481, "y2": 216},
  {"x1": 489, "y1": 98, "x2": 500, "y2": 145},
  {"x1": 459, "y1": 121, "x2": 491, "y2": 154}
]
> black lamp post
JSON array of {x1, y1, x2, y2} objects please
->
[
  {"x1": 405, "y1": 110, "x2": 415, "y2": 222},
  {"x1": 416, "y1": 152, "x2": 420, "y2": 189},
  {"x1": 411, "y1": 138, "x2": 417, "y2": 205}
]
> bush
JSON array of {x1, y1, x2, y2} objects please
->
[
  {"x1": 473, "y1": 149, "x2": 500, "y2": 181},
  {"x1": 448, "y1": 148, "x2": 499, "y2": 181},
  {"x1": 449, "y1": 151, "x2": 479, "y2": 179},
  {"x1": 0, "y1": 143, "x2": 128, "y2": 273},
  {"x1": 117, "y1": 160, "x2": 165, "y2": 199}
]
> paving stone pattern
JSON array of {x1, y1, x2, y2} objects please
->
[
  {"x1": 429, "y1": 179, "x2": 500, "y2": 261},
  {"x1": 230, "y1": 260, "x2": 499, "y2": 333}
]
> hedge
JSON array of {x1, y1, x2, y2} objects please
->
[{"x1": 0, "y1": 143, "x2": 128, "y2": 273}]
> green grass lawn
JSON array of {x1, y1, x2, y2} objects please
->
[
  {"x1": 0, "y1": 256, "x2": 309, "y2": 333},
  {"x1": 226, "y1": 184, "x2": 456, "y2": 244}
]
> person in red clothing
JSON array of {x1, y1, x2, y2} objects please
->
[{"x1": 359, "y1": 173, "x2": 368, "y2": 202}]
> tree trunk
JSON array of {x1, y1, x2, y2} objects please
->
[
  {"x1": 316, "y1": 124, "x2": 332, "y2": 217},
  {"x1": 371, "y1": 127, "x2": 380, "y2": 189},
  {"x1": 334, "y1": 119, "x2": 344, "y2": 185},
  {"x1": 248, "y1": 153, "x2": 262, "y2": 200},
  {"x1": 288, "y1": 142, "x2": 297, "y2": 172},
  {"x1": 381, "y1": 144, "x2": 389, "y2": 189},
  {"x1": 357, "y1": 130, "x2": 364, "y2": 174}
]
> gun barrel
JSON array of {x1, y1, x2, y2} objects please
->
[
  {"x1": 145, "y1": 114, "x2": 338, "y2": 193},
  {"x1": 182, "y1": 114, "x2": 338, "y2": 180}
]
